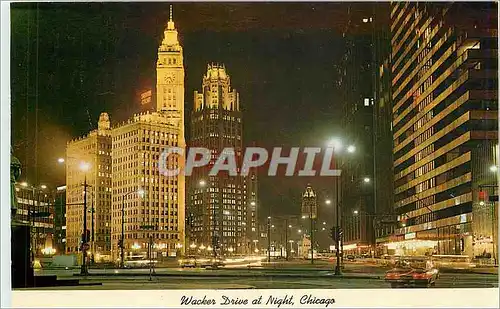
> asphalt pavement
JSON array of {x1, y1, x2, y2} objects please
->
[{"x1": 29, "y1": 266, "x2": 498, "y2": 290}]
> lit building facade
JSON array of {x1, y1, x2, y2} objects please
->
[
  {"x1": 110, "y1": 9, "x2": 186, "y2": 261},
  {"x1": 65, "y1": 112, "x2": 112, "y2": 260},
  {"x1": 189, "y1": 64, "x2": 249, "y2": 255},
  {"x1": 390, "y1": 2, "x2": 498, "y2": 257},
  {"x1": 14, "y1": 184, "x2": 55, "y2": 257}
]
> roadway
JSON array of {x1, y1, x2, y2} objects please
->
[{"x1": 30, "y1": 266, "x2": 498, "y2": 290}]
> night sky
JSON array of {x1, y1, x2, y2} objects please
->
[{"x1": 11, "y1": 2, "x2": 379, "y2": 218}]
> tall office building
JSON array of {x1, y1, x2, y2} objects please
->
[
  {"x1": 337, "y1": 5, "x2": 377, "y2": 255},
  {"x1": 390, "y1": 2, "x2": 498, "y2": 257},
  {"x1": 189, "y1": 64, "x2": 249, "y2": 255},
  {"x1": 110, "y1": 8, "x2": 186, "y2": 261},
  {"x1": 371, "y1": 6, "x2": 396, "y2": 249},
  {"x1": 65, "y1": 112, "x2": 112, "y2": 261}
]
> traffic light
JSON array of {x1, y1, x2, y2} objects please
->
[
  {"x1": 479, "y1": 190, "x2": 488, "y2": 205},
  {"x1": 329, "y1": 227, "x2": 336, "y2": 241},
  {"x1": 338, "y1": 227, "x2": 343, "y2": 238}
]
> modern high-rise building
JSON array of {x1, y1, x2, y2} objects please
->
[
  {"x1": 337, "y1": 5, "x2": 377, "y2": 255},
  {"x1": 65, "y1": 112, "x2": 112, "y2": 261},
  {"x1": 371, "y1": 6, "x2": 396, "y2": 250},
  {"x1": 389, "y1": 2, "x2": 498, "y2": 257},
  {"x1": 189, "y1": 64, "x2": 250, "y2": 255},
  {"x1": 110, "y1": 8, "x2": 186, "y2": 261}
]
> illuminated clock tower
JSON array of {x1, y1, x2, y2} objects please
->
[{"x1": 156, "y1": 5, "x2": 185, "y2": 132}]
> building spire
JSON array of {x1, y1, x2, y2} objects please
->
[{"x1": 167, "y1": 4, "x2": 175, "y2": 30}]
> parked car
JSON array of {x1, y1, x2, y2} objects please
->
[
  {"x1": 346, "y1": 255, "x2": 355, "y2": 261},
  {"x1": 385, "y1": 257, "x2": 439, "y2": 288}
]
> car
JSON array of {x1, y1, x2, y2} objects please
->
[
  {"x1": 198, "y1": 257, "x2": 225, "y2": 268},
  {"x1": 179, "y1": 256, "x2": 198, "y2": 268},
  {"x1": 346, "y1": 255, "x2": 355, "y2": 261},
  {"x1": 385, "y1": 257, "x2": 439, "y2": 288}
]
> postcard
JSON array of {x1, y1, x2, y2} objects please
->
[{"x1": 3, "y1": 1, "x2": 499, "y2": 308}]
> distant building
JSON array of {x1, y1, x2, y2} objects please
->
[
  {"x1": 301, "y1": 185, "x2": 323, "y2": 253},
  {"x1": 14, "y1": 184, "x2": 54, "y2": 257},
  {"x1": 54, "y1": 185, "x2": 67, "y2": 254},
  {"x1": 65, "y1": 112, "x2": 112, "y2": 261}
]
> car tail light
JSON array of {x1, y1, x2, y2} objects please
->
[
  {"x1": 386, "y1": 273, "x2": 400, "y2": 279},
  {"x1": 412, "y1": 273, "x2": 430, "y2": 279}
]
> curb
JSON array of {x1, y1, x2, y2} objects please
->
[{"x1": 74, "y1": 272, "x2": 383, "y2": 280}]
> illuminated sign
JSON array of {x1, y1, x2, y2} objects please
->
[
  {"x1": 140, "y1": 90, "x2": 152, "y2": 105},
  {"x1": 342, "y1": 243, "x2": 357, "y2": 251},
  {"x1": 404, "y1": 232, "x2": 416, "y2": 240}
]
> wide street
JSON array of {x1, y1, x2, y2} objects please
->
[{"x1": 30, "y1": 264, "x2": 498, "y2": 290}]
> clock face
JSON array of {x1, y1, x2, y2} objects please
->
[{"x1": 164, "y1": 74, "x2": 174, "y2": 84}]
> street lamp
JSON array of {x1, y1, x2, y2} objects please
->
[
  {"x1": 77, "y1": 161, "x2": 90, "y2": 275},
  {"x1": 250, "y1": 201, "x2": 256, "y2": 206},
  {"x1": 325, "y1": 199, "x2": 331, "y2": 205},
  {"x1": 327, "y1": 138, "x2": 343, "y2": 152},
  {"x1": 490, "y1": 165, "x2": 498, "y2": 173},
  {"x1": 267, "y1": 216, "x2": 271, "y2": 262},
  {"x1": 363, "y1": 177, "x2": 371, "y2": 183},
  {"x1": 57, "y1": 158, "x2": 65, "y2": 164},
  {"x1": 353, "y1": 210, "x2": 359, "y2": 215},
  {"x1": 120, "y1": 188, "x2": 145, "y2": 268},
  {"x1": 326, "y1": 137, "x2": 356, "y2": 276}
]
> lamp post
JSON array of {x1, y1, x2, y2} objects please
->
[
  {"x1": 285, "y1": 222, "x2": 290, "y2": 261},
  {"x1": 326, "y1": 138, "x2": 355, "y2": 276},
  {"x1": 267, "y1": 216, "x2": 271, "y2": 263},
  {"x1": 80, "y1": 162, "x2": 90, "y2": 276},
  {"x1": 121, "y1": 188, "x2": 145, "y2": 268},
  {"x1": 57, "y1": 157, "x2": 91, "y2": 274}
]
